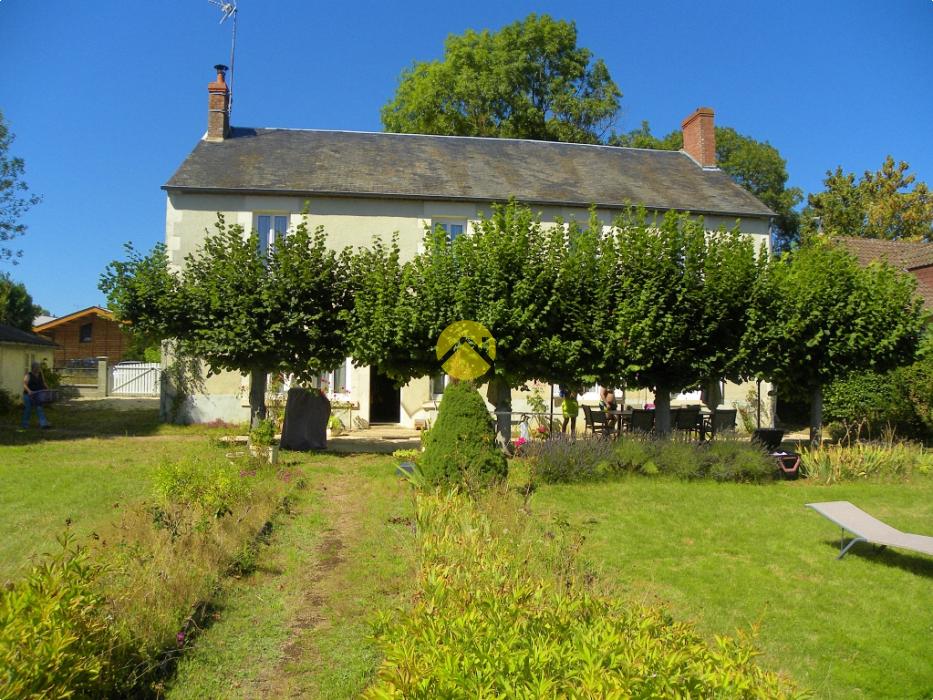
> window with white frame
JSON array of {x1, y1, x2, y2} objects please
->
[
  {"x1": 316, "y1": 359, "x2": 352, "y2": 396},
  {"x1": 256, "y1": 214, "x2": 289, "y2": 253},
  {"x1": 433, "y1": 220, "x2": 466, "y2": 241}
]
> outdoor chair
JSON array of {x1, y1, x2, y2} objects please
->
[
  {"x1": 582, "y1": 405, "x2": 610, "y2": 437},
  {"x1": 806, "y1": 501, "x2": 933, "y2": 559},
  {"x1": 629, "y1": 408, "x2": 655, "y2": 434},
  {"x1": 673, "y1": 405, "x2": 701, "y2": 438},
  {"x1": 709, "y1": 409, "x2": 737, "y2": 438}
]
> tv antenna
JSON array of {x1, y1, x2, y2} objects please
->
[{"x1": 208, "y1": 1, "x2": 238, "y2": 116}]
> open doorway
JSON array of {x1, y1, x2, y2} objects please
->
[{"x1": 369, "y1": 370, "x2": 401, "y2": 423}]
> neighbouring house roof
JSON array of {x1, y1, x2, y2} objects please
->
[
  {"x1": 33, "y1": 306, "x2": 115, "y2": 333},
  {"x1": 833, "y1": 237, "x2": 933, "y2": 271},
  {"x1": 834, "y1": 237, "x2": 933, "y2": 310},
  {"x1": 164, "y1": 128, "x2": 775, "y2": 219},
  {"x1": 34, "y1": 315, "x2": 57, "y2": 327},
  {"x1": 0, "y1": 323, "x2": 58, "y2": 348}
]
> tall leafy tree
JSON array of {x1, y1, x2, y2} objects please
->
[
  {"x1": 381, "y1": 14, "x2": 621, "y2": 144},
  {"x1": 101, "y1": 215, "x2": 354, "y2": 425},
  {"x1": 742, "y1": 238, "x2": 926, "y2": 445},
  {"x1": 604, "y1": 209, "x2": 759, "y2": 436},
  {"x1": 610, "y1": 123, "x2": 802, "y2": 249},
  {"x1": 0, "y1": 273, "x2": 46, "y2": 330},
  {"x1": 0, "y1": 111, "x2": 42, "y2": 263},
  {"x1": 801, "y1": 156, "x2": 933, "y2": 242},
  {"x1": 350, "y1": 200, "x2": 584, "y2": 444}
]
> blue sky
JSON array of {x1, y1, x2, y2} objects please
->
[{"x1": 1, "y1": 0, "x2": 931, "y2": 316}]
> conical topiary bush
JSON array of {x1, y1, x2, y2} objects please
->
[{"x1": 420, "y1": 380, "x2": 508, "y2": 487}]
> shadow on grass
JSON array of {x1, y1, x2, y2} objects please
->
[
  {"x1": 0, "y1": 400, "x2": 238, "y2": 446},
  {"x1": 821, "y1": 539, "x2": 933, "y2": 578}
]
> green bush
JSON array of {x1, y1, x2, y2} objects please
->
[
  {"x1": 154, "y1": 457, "x2": 251, "y2": 520},
  {"x1": 0, "y1": 535, "x2": 118, "y2": 698},
  {"x1": 703, "y1": 440, "x2": 775, "y2": 483},
  {"x1": 420, "y1": 381, "x2": 507, "y2": 487},
  {"x1": 823, "y1": 369, "x2": 916, "y2": 437},
  {"x1": 365, "y1": 491, "x2": 801, "y2": 698}
]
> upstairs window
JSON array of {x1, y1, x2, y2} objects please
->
[
  {"x1": 256, "y1": 214, "x2": 289, "y2": 253},
  {"x1": 79, "y1": 322, "x2": 93, "y2": 343},
  {"x1": 433, "y1": 220, "x2": 466, "y2": 241}
]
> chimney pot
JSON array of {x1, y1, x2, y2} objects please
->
[
  {"x1": 206, "y1": 64, "x2": 230, "y2": 142},
  {"x1": 681, "y1": 107, "x2": 716, "y2": 168}
]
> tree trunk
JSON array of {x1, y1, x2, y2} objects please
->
[
  {"x1": 249, "y1": 369, "x2": 268, "y2": 428},
  {"x1": 809, "y1": 385, "x2": 822, "y2": 448},
  {"x1": 654, "y1": 385, "x2": 672, "y2": 437},
  {"x1": 486, "y1": 377, "x2": 512, "y2": 450}
]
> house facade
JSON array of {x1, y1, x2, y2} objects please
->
[
  {"x1": 33, "y1": 306, "x2": 131, "y2": 367},
  {"x1": 162, "y1": 66, "x2": 775, "y2": 427},
  {"x1": 0, "y1": 324, "x2": 56, "y2": 397}
]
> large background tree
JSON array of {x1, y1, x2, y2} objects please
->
[
  {"x1": 611, "y1": 122, "x2": 802, "y2": 249},
  {"x1": 0, "y1": 273, "x2": 47, "y2": 330},
  {"x1": 742, "y1": 238, "x2": 926, "y2": 445},
  {"x1": 0, "y1": 111, "x2": 42, "y2": 263},
  {"x1": 101, "y1": 215, "x2": 353, "y2": 425},
  {"x1": 801, "y1": 156, "x2": 933, "y2": 242},
  {"x1": 381, "y1": 14, "x2": 622, "y2": 144}
]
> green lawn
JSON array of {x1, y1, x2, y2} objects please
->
[
  {"x1": 3, "y1": 403, "x2": 930, "y2": 698},
  {"x1": 0, "y1": 403, "x2": 240, "y2": 581},
  {"x1": 530, "y1": 477, "x2": 933, "y2": 699}
]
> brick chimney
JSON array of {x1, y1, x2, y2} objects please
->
[
  {"x1": 206, "y1": 64, "x2": 230, "y2": 141},
  {"x1": 681, "y1": 107, "x2": 716, "y2": 168}
]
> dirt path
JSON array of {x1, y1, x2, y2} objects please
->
[{"x1": 160, "y1": 454, "x2": 416, "y2": 699}]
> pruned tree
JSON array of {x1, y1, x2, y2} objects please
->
[
  {"x1": 0, "y1": 111, "x2": 42, "y2": 263},
  {"x1": 742, "y1": 238, "x2": 926, "y2": 445},
  {"x1": 381, "y1": 14, "x2": 621, "y2": 144},
  {"x1": 350, "y1": 200, "x2": 585, "y2": 444},
  {"x1": 605, "y1": 209, "x2": 760, "y2": 436},
  {"x1": 101, "y1": 214, "x2": 353, "y2": 425},
  {"x1": 801, "y1": 156, "x2": 933, "y2": 242}
]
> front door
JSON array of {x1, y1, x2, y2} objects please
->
[{"x1": 369, "y1": 370, "x2": 401, "y2": 423}]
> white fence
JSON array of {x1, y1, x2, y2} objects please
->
[{"x1": 110, "y1": 362, "x2": 161, "y2": 396}]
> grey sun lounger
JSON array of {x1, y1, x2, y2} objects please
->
[{"x1": 806, "y1": 501, "x2": 933, "y2": 559}]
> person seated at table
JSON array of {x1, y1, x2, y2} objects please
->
[
  {"x1": 599, "y1": 387, "x2": 618, "y2": 434},
  {"x1": 559, "y1": 386, "x2": 580, "y2": 437}
]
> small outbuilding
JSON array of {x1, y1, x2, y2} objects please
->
[
  {"x1": 32, "y1": 306, "x2": 131, "y2": 367},
  {"x1": 0, "y1": 323, "x2": 57, "y2": 397}
]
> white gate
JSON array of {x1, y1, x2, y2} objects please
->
[{"x1": 110, "y1": 362, "x2": 161, "y2": 396}]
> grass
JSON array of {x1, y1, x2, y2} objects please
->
[
  {"x1": 0, "y1": 403, "x2": 242, "y2": 582},
  {"x1": 165, "y1": 454, "x2": 417, "y2": 699},
  {"x1": 529, "y1": 476, "x2": 933, "y2": 699}
]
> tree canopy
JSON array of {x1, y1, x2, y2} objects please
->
[
  {"x1": 801, "y1": 156, "x2": 933, "y2": 242},
  {"x1": 101, "y1": 214, "x2": 354, "y2": 424},
  {"x1": 0, "y1": 273, "x2": 45, "y2": 331},
  {"x1": 0, "y1": 111, "x2": 42, "y2": 264},
  {"x1": 381, "y1": 14, "x2": 622, "y2": 144},
  {"x1": 610, "y1": 122, "x2": 802, "y2": 249},
  {"x1": 604, "y1": 209, "x2": 759, "y2": 435},
  {"x1": 742, "y1": 238, "x2": 926, "y2": 444}
]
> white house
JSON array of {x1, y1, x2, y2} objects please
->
[{"x1": 162, "y1": 65, "x2": 774, "y2": 427}]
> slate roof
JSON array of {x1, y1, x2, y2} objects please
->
[
  {"x1": 164, "y1": 128, "x2": 774, "y2": 219},
  {"x1": 0, "y1": 323, "x2": 57, "y2": 347},
  {"x1": 834, "y1": 237, "x2": 933, "y2": 311}
]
